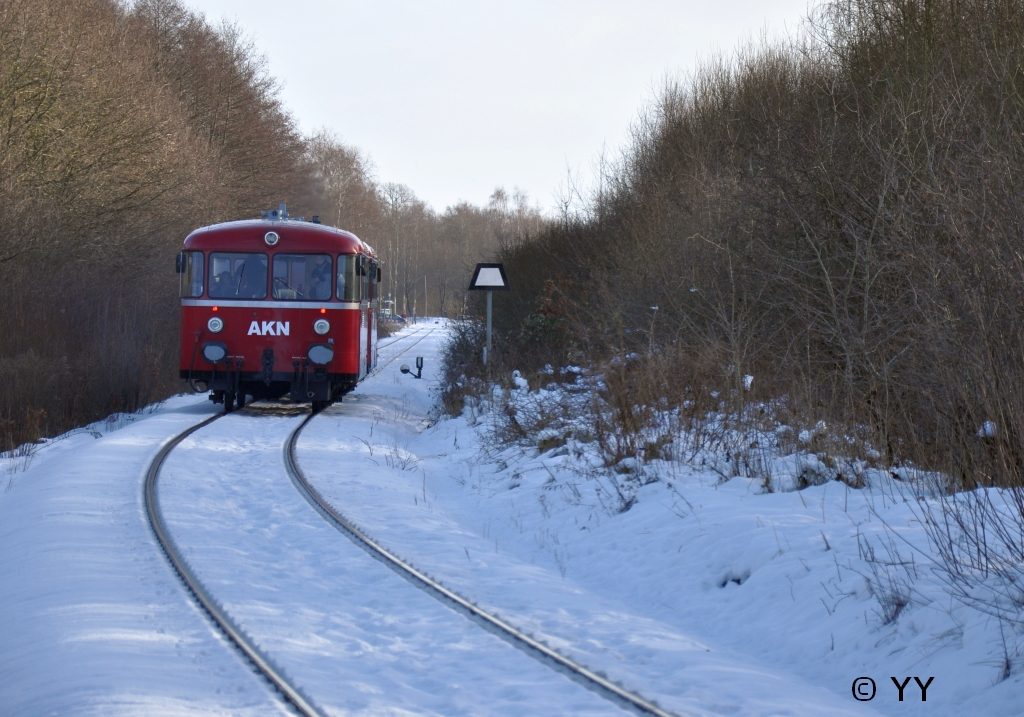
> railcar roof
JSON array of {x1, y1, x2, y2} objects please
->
[{"x1": 183, "y1": 218, "x2": 376, "y2": 258}]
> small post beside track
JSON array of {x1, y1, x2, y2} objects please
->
[{"x1": 485, "y1": 290, "x2": 492, "y2": 364}]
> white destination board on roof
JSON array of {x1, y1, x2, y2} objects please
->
[{"x1": 468, "y1": 263, "x2": 511, "y2": 291}]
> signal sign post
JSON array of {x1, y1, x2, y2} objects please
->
[{"x1": 468, "y1": 263, "x2": 510, "y2": 365}]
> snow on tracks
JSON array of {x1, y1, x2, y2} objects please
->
[
  {"x1": 286, "y1": 413, "x2": 678, "y2": 717},
  {"x1": 145, "y1": 411, "x2": 324, "y2": 717},
  {"x1": 154, "y1": 366, "x2": 618, "y2": 713}
]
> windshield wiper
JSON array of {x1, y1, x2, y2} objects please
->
[{"x1": 274, "y1": 276, "x2": 304, "y2": 298}]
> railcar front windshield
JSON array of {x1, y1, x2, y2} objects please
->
[
  {"x1": 273, "y1": 254, "x2": 332, "y2": 300},
  {"x1": 208, "y1": 252, "x2": 268, "y2": 299}
]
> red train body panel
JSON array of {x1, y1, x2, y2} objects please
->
[{"x1": 177, "y1": 209, "x2": 379, "y2": 412}]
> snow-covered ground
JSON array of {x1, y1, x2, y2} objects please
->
[
  {"x1": 0, "y1": 399, "x2": 281, "y2": 715},
  {"x1": 3, "y1": 321, "x2": 1022, "y2": 715}
]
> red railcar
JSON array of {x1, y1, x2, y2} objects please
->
[{"x1": 177, "y1": 205, "x2": 380, "y2": 412}]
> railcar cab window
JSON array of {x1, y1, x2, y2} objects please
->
[
  {"x1": 178, "y1": 251, "x2": 204, "y2": 298},
  {"x1": 337, "y1": 254, "x2": 360, "y2": 302},
  {"x1": 273, "y1": 254, "x2": 331, "y2": 300},
  {"x1": 209, "y1": 252, "x2": 268, "y2": 299}
]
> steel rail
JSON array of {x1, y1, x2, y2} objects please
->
[
  {"x1": 376, "y1": 325, "x2": 426, "y2": 351},
  {"x1": 144, "y1": 413, "x2": 325, "y2": 717},
  {"x1": 371, "y1": 327, "x2": 437, "y2": 375},
  {"x1": 285, "y1": 422, "x2": 679, "y2": 717}
]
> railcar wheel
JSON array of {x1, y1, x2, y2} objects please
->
[
  {"x1": 311, "y1": 400, "x2": 328, "y2": 414},
  {"x1": 236, "y1": 392, "x2": 246, "y2": 410},
  {"x1": 224, "y1": 391, "x2": 236, "y2": 413}
]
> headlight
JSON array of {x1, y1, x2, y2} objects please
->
[
  {"x1": 313, "y1": 318, "x2": 330, "y2": 335},
  {"x1": 207, "y1": 317, "x2": 224, "y2": 333},
  {"x1": 308, "y1": 344, "x2": 333, "y2": 365}
]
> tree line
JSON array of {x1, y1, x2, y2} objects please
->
[
  {"x1": 307, "y1": 136, "x2": 546, "y2": 319},
  {"x1": 0, "y1": 0, "x2": 543, "y2": 450},
  {"x1": 456, "y1": 0, "x2": 1024, "y2": 492}
]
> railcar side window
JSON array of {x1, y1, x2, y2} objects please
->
[
  {"x1": 272, "y1": 254, "x2": 331, "y2": 300},
  {"x1": 364, "y1": 258, "x2": 372, "y2": 303},
  {"x1": 337, "y1": 254, "x2": 360, "y2": 302},
  {"x1": 179, "y1": 251, "x2": 204, "y2": 298},
  {"x1": 208, "y1": 252, "x2": 268, "y2": 299},
  {"x1": 367, "y1": 261, "x2": 378, "y2": 302}
]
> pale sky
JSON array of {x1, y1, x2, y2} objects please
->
[{"x1": 184, "y1": 0, "x2": 813, "y2": 214}]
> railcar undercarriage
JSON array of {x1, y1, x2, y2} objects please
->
[{"x1": 182, "y1": 367, "x2": 358, "y2": 413}]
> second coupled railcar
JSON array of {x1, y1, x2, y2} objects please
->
[{"x1": 177, "y1": 205, "x2": 380, "y2": 412}]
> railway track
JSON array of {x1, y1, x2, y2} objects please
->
[
  {"x1": 145, "y1": 326, "x2": 677, "y2": 717},
  {"x1": 375, "y1": 323, "x2": 429, "y2": 351},
  {"x1": 141, "y1": 327, "x2": 439, "y2": 716},
  {"x1": 371, "y1": 325, "x2": 437, "y2": 374},
  {"x1": 144, "y1": 410, "x2": 324, "y2": 717}
]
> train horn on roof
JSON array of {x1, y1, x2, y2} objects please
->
[{"x1": 261, "y1": 203, "x2": 289, "y2": 220}]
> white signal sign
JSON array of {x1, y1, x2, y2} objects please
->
[
  {"x1": 475, "y1": 267, "x2": 504, "y2": 287},
  {"x1": 468, "y1": 263, "x2": 510, "y2": 291},
  {"x1": 468, "y1": 263, "x2": 511, "y2": 365}
]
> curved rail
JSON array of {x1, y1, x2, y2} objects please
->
[
  {"x1": 286, "y1": 422, "x2": 679, "y2": 717},
  {"x1": 144, "y1": 413, "x2": 324, "y2": 717},
  {"x1": 148, "y1": 330, "x2": 675, "y2": 716}
]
